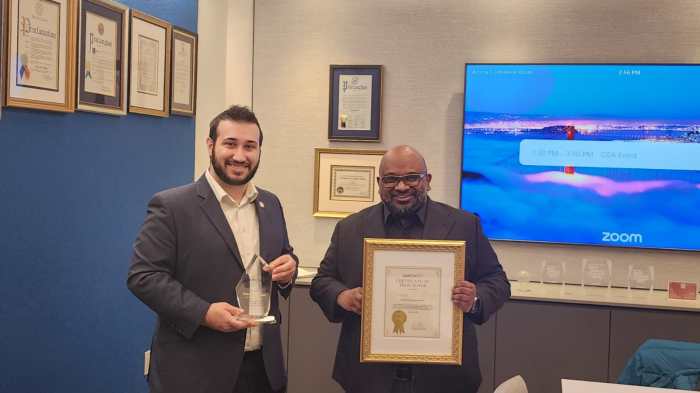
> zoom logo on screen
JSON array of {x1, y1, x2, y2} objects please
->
[{"x1": 602, "y1": 232, "x2": 643, "y2": 244}]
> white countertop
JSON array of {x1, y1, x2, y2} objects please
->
[{"x1": 562, "y1": 379, "x2": 681, "y2": 393}]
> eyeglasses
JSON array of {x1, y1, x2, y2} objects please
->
[{"x1": 379, "y1": 173, "x2": 427, "y2": 188}]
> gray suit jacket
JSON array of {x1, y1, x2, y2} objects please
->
[
  {"x1": 310, "y1": 199, "x2": 510, "y2": 393},
  {"x1": 127, "y1": 176, "x2": 296, "y2": 393}
]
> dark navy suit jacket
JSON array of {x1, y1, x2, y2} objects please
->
[{"x1": 128, "y1": 176, "x2": 296, "y2": 393}]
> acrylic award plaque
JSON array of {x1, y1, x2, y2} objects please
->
[
  {"x1": 516, "y1": 270, "x2": 533, "y2": 292},
  {"x1": 235, "y1": 254, "x2": 276, "y2": 324},
  {"x1": 627, "y1": 264, "x2": 655, "y2": 292},
  {"x1": 540, "y1": 260, "x2": 566, "y2": 286},
  {"x1": 581, "y1": 258, "x2": 613, "y2": 289}
]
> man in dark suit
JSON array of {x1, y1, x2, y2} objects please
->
[
  {"x1": 310, "y1": 145, "x2": 510, "y2": 393},
  {"x1": 128, "y1": 105, "x2": 297, "y2": 393}
]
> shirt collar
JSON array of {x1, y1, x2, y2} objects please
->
[
  {"x1": 205, "y1": 168, "x2": 258, "y2": 206},
  {"x1": 383, "y1": 198, "x2": 428, "y2": 226}
]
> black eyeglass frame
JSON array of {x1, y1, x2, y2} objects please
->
[{"x1": 378, "y1": 173, "x2": 428, "y2": 188}]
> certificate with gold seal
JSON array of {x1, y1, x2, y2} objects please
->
[{"x1": 361, "y1": 238, "x2": 466, "y2": 365}]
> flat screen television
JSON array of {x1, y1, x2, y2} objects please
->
[{"x1": 461, "y1": 64, "x2": 700, "y2": 251}]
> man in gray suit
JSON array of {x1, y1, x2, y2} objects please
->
[
  {"x1": 128, "y1": 105, "x2": 297, "y2": 393},
  {"x1": 310, "y1": 145, "x2": 510, "y2": 393}
]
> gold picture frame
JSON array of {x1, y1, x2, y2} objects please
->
[
  {"x1": 361, "y1": 238, "x2": 466, "y2": 365},
  {"x1": 128, "y1": 9, "x2": 170, "y2": 117},
  {"x1": 5, "y1": 0, "x2": 77, "y2": 112},
  {"x1": 170, "y1": 26, "x2": 196, "y2": 116},
  {"x1": 313, "y1": 148, "x2": 385, "y2": 218}
]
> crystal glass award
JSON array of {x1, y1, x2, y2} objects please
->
[
  {"x1": 540, "y1": 260, "x2": 566, "y2": 286},
  {"x1": 627, "y1": 264, "x2": 654, "y2": 292},
  {"x1": 235, "y1": 254, "x2": 276, "y2": 324},
  {"x1": 581, "y1": 257, "x2": 613, "y2": 288},
  {"x1": 516, "y1": 270, "x2": 533, "y2": 292}
]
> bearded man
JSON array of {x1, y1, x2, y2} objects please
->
[{"x1": 128, "y1": 105, "x2": 297, "y2": 393}]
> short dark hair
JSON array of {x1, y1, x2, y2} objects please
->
[{"x1": 208, "y1": 105, "x2": 263, "y2": 146}]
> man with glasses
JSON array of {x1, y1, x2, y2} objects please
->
[{"x1": 310, "y1": 145, "x2": 510, "y2": 393}]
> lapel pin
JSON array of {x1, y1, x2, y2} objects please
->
[{"x1": 259, "y1": 201, "x2": 265, "y2": 208}]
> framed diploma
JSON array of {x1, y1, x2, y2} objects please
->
[
  {"x1": 361, "y1": 238, "x2": 466, "y2": 364},
  {"x1": 76, "y1": 0, "x2": 128, "y2": 115},
  {"x1": 5, "y1": 0, "x2": 77, "y2": 112},
  {"x1": 328, "y1": 65, "x2": 382, "y2": 141},
  {"x1": 313, "y1": 148, "x2": 385, "y2": 218},
  {"x1": 128, "y1": 9, "x2": 170, "y2": 117},
  {"x1": 170, "y1": 26, "x2": 196, "y2": 116}
]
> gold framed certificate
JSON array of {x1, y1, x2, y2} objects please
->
[
  {"x1": 313, "y1": 148, "x2": 385, "y2": 218},
  {"x1": 128, "y1": 9, "x2": 170, "y2": 117},
  {"x1": 5, "y1": 0, "x2": 77, "y2": 112},
  {"x1": 361, "y1": 238, "x2": 466, "y2": 365},
  {"x1": 76, "y1": 0, "x2": 128, "y2": 115},
  {"x1": 170, "y1": 26, "x2": 196, "y2": 116}
]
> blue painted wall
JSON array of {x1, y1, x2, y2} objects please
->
[{"x1": 0, "y1": 1, "x2": 197, "y2": 392}]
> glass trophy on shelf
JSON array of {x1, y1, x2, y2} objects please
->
[
  {"x1": 581, "y1": 257, "x2": 613, "y2": 289},
  {"x1": 540, "y1": 260, "x2": 566, "y2": 287},
  {"x1": 235, "y1": 254, "x2": 276, "y2": 324},
  {"x1": 627, "y1": 264, "x2": 655, "y2": 294},
  {"x1": 516, "y1": 270, "x2": 533, "y2": 292}
]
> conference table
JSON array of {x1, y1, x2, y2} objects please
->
[{"x1": 562, "y1": 379, "x2": 684, "y2": 393}]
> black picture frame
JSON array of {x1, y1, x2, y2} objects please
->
[{"x1": 328, "y1": 64, "x2": 382, "y2": 141}]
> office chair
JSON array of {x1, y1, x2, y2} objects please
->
[
  {"x1": 494, "y1": 375, "x2": 528, "y2": 393},
  {"x1": 618, "y1": 339, "x2": 700, "y2": 390}
]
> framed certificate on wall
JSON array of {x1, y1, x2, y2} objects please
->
[
  {"x1": 361, "y1": 238, "x2": 466, "y2": 365},
  {"x1": 313, "y1": 148, "x2": 385, "y2": 218},
  {"x1": 77, "y1": 0, "x2": 128, "y2": 115},
  {"x1": 328, "y1": 65, "x2": 382, "y2": 141},
  {"x1": 128, "y1": 9, "x2": 170, "y2": 117},
  {"x1": 170, "y1": 26, "x2": 196, "y2": 116},
  {"x1": 5, "y1": 0, "x2": 77, "y2": 112}
]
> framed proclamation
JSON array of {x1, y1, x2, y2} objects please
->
[
  {"x1": 5, "y1": 0, "x2": 77, "y2": 112},
  {"x1": 128, "y1": 9, "x2": 170, "y2": 117},
  {"x1": 170, "y1": 26, "x2": 196, "y2": 116},
  {"x1": 361, "y1": 238, "x2": 466, "y2": 365},
  {"x1": 313, "y1": 148, "x2": 385, "y2": 218},
  {"x1": 328, "y1": 65, "x2": 382, "y2": 141},
  {"x1": 77, "y1": 0, "x2": 128, "y2": 115}
]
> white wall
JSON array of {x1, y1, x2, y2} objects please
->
[
  {"x1": 195, "y1": 0, "x2": 254, "y2": 178},
  {"x1": 201, "y1": 0, "x2": 700, "y2": 289}
]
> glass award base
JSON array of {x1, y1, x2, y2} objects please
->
[{"x1": 237, "y1": 314, "x2": 277, "y2": 324}]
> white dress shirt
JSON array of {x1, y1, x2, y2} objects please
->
[{"x1": 205, "y1": 169, "x2": 263, "y2": 351}]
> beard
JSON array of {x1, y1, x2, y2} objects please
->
[
  {"x1": 210, "y1": 150, "x2": 260, "y2": 186},
  {"x1": 383, "y1": 189, "x2": 427, "y2": 218}
]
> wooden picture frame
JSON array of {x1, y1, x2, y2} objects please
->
[
  {"x1": 128, "y1": 9, "x2": 170, "y2": 117},
  {"x1": 170, "y1": 26, "x2": 196, "y2": 116},
  {"x1": 313, "y1": 148, "x2": 385, "y2": 218},
  {"x1": 5, "y1": 0, "x2": 77, "y2": 112}
]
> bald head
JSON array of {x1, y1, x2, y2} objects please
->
[
  {"x1": 377, "y1": 145, "x2": 432, "y2": 217},
  {"x1": 379, "y1": 145, "x2": 428, "y2": 176}
]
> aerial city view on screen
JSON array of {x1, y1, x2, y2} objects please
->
[{"x1": 461, "y1": 64, "x2": 700, "y2": 250}]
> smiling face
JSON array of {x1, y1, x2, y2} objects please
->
[
  {"x1": 207, "y1": 120, "x2": 261, "y2": 186},
  {"x1": 378, "y1": 146, "x2": 432, "y2": 217}
]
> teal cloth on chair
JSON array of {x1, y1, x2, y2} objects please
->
[{"x1": 618, "y1": 339, "x2": 700, "y2": 390}]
